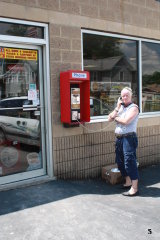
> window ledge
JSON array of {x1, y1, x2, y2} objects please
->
[{"x1": 89, "y1": 113, "x2": 160, "y2": 124}]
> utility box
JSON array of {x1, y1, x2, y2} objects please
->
[{"x1": 60, "y1": 70, "x2": 90, "y2": 126}]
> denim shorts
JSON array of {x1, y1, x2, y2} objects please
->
[{"x1": 115, "y1": 132, "x2": 139, "y2": 180}]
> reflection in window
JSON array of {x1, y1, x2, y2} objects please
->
[
  {"x1": 142, "y1": 42, "x2": 160, "y2": 112},
  {"x1": 0, "y1": 22, "x2": 44, "y2": 39},
  {"x1": 0, "y1": 47, "x2": 39, "y2": 99},
  {"x1": 83, "y1": 33, "x2": 138, "y2": 117},
  {"x1": 119, "y1": 71, "x2": 124, "y2": 81}
]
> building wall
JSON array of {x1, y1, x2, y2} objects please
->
[
  {"x1": 53, "y1": 119, "x2": 160, "y2": 179},
  {"x1": 1, "y1": 0, "x2": 160, "y2": 178}
]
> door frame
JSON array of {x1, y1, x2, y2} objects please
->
[{"x1": 0, "y1": 18, "x2": 53, "y2": 186}]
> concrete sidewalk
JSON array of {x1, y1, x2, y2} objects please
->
[{"x1": 0, "y1": 164, "x2": 160, "y2": 240}]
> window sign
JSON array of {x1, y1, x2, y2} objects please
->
[
  {"x1": 0, "y1": 47, "x2": 37, "y2": 61},
  {"x1": 28, "y1": 89, "x2": 37, "y2": 100},
  {"x1": 29, "y1": 83, "x2": 36, "y2": 90}
]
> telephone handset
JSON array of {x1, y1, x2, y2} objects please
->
[{"x1": 119, "y1": 97, "x2": 125, "y2": 106}]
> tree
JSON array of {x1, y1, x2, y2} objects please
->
[
  {"x1": 83, "y1": 33, "x2": 122, "y2": 59},
  {"x1": 7, "y1": 25, "x2": 27, "y2": 37}
]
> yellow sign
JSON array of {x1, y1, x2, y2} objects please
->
[{"x1": 0, "y1": 48, "x2": 37, "y2": 61}]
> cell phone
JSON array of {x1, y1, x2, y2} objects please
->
[{"x1": 120, "y1": 97, "x2": 125, "y2": 105}]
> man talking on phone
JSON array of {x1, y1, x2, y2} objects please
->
[{"x1": 108, "y1": 87, "x2": 139, "y2": 197}]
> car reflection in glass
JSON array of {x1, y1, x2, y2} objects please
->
[
  {"x1": 0, "y1": 97, "x2": 40, "y2": 146},
  {"x1": 90, "y1": 96, "x2": 112, "y2": 116}
]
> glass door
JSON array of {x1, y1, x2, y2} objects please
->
[{"x1": 0, "y1": 43, "x2": 46, "y2": 184}]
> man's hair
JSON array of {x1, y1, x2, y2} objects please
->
[{"x1": 122, "y1": 87, "x2": 132, "y2": 96}]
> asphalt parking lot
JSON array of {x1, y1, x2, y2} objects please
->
[{"x1": 0, "y1": 164, "x2": 160, "y2": 240}]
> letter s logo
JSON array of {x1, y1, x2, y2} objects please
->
[{"x1": 148, "y1": 229, "x2": 152, "y2": 234}]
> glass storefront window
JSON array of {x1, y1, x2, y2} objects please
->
[
  {"x1": 0, "y1": 22, "x2": 44, "y2": 39},
  {"x1": 83, "y1": 33, "x2": 138, "y2": 117},
  {"x1": 0, "y1": 46, "x2": 42, "y2": 177},
  {"x1": 142, "y1": 42, "x2": 160, "y2": 112}
]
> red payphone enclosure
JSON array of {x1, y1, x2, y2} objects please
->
[{"x1": 60, "y1": 70, "x2": 90, "y2": 125}]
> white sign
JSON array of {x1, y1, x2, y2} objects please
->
[
  {"x1": 28, "y1": 89, "x2": 37, "y2": 101},
  {"x1": 72, "y1": 72, "x2": 87, "y2": 79}
]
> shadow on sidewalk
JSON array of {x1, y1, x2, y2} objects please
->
[
  {"x1": 0, "y1": 164, "x2": 160, "y2": 216},
  {"x1": 138, "y1": 164, "x2": 160, "y2": 198}
]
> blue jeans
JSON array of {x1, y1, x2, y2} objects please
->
[{"x1": 115, "y1": 133, "x2": 139, "y2": 180}]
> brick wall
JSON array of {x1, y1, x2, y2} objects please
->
[
  {"x1": 137, "y1": 125, "x2": 160, "y2": 167},
  {"x1": 1, "y1": 0, "x2": 160, "y2": 31},
  {"x1": 53, "y1": 125, "x2": 160, "y2": 179},
  {"x1": 50, "y1": 24, "x2": 82, "y2": 124}
]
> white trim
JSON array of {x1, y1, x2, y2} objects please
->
[
  {"x1": 0, "y1": 168, "x2": 46, "y2": 185},
  {"x1": 138, "y1": 40, "x2": 142, "y2": 113},
  {"x1": 0, "y1": 17, "x2": 47, "y2": 44},
  {"x1": 38, "y1": 45, "x2": 47, "y2": 176},
  {"x1": 0, "y1": 17, "x2": 48, "y2": 28},
  {"x1": 0, "y1": 35, "x2": 46, "y2": 45},
  {"x1": 91, "y1": 116, "x2": 107, "y2": 120},
  {"x1": 81, "y1": 29, "x2": 160, "y2": 122},
  {"x1": 0, "y1": 41, "x2": 42, "y2": 50},
  {"x1": 90, "y1": 118, "x2": 108, "y2": 123},
  {"x1": 0, "y1": 44, "x2": 47, "y2": 185},
  {"x1": 139, "y1": 112, "x2": 160, "y2": 117},
  {"x1": 82, "y1": 29, "x2": 160, "y2": 44},
  {"x1": 0, "y1": 175, "x2": 56, "y2": 191},
  {"x1": 90, "y1": 112, "x2": 160, "y2": 124},
  {"x1": 81, "y1": 30, "x2": 84, "y2": 71},
  {"x1": 43, "y1": 25, "x2": 54, "y2": 178}
]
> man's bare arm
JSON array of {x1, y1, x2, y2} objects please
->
[{"x1": 114, "y1": 107, "x2": 139, "y2": 125}]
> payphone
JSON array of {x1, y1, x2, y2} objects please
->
[{"x1": 60, "y1": 70, "x2": 90, "y2": 126}]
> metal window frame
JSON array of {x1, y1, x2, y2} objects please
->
[
  {"x1": 0, "y1": 18, "x2": 53, "y2": 186},
  {"x1": 81, "y1": 29, "x2": 160, "y2": 122}
]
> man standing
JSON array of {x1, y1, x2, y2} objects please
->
[{"x1": 108, "y1": 87, "x2": 139, "y2": 197}]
